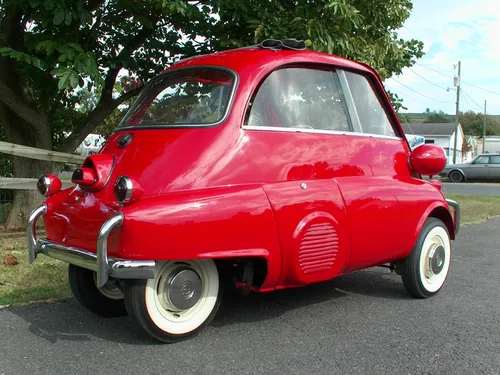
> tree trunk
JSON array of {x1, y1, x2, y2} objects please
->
[
  {"x1": 0, "y1": 105, "x2": 53, "y2": 227},
  {"x1": 0, "y1": 7, "x2": 53, "y2": 228}
]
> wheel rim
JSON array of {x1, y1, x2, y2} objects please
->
[
  {"x1": 93, "y1": 273, "x2": 124, "y2": 300},
  {"x1": 145, "y1": 260, "x2": 219, "y2": 335},
  {"x1": 450, "y1": 172, "x2": 462, "y2": 182},
  {"x1": 418, "y1": 226, "x2": 451, "y2": 293}
]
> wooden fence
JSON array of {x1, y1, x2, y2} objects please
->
[{"x1": 0, "y1": 141, "x2": 84, "y2": 190}]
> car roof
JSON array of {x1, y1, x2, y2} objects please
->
[{"x1": 168, "y1": 45, "x2": 377, "y2": 78}]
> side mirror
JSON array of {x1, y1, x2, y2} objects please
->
[{"x1": 409, "y1": 144, "x2": 447, "y2": 176}]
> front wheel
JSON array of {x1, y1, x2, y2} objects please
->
[
  {"x1": 123, "y1": 259, "x2": 223, "y2": 343},
  {"x1": 401, "y1": 218, "x2": 451, "y2": 298}
]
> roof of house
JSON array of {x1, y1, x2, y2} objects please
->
[{"x1": 401, "y1": 122, "x2": 460, "y2": 136}]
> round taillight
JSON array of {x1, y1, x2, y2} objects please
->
[
  {"x1": 37, "y1": 174, "x2": 62, "y2": 197},
  {"x1": 114, "y1": 176, "x2": 133, "y2": 203},
  {"x1": 113, "y1": 176, "x2": 143, "y2": 205}
]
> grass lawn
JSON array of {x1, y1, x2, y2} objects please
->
[
  {"x1": 0, "y1": 193, "x2": 499, "y2": 306},
  {"x1": 0, "y1": 233, "x2": 71, "y2": 306},
  {"x1": 444, "y1": 194, "x2": 500, "y2": 226}
]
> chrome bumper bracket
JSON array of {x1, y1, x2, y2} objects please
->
[
  {"x1": 445, "y1": 198, "x2": 460, "y2": 236},
  {"x1": 27, "y1": 205, "x2": 155, "y2": 288}
]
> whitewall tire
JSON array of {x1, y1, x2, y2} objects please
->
[
  {"x1": 401, "y1": 218, "x2": 451, "y2": 298},
  {"x1": 123, "y1": 259, "x2": 223, "y2": 343}
]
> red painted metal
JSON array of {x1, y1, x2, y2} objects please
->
[
  {"x1": 409, "y1": 144, "x2": 447, "y2": 176},
  {"x1": 80, "y1": 154, "x2": 115, "y2": 191},
  {"x1": 41, "y1": 46, "x2": 456, "y2": 292}
]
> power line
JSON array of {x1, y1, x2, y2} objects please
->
[
  {"x1": 384, "y1": 83, "x2": 430, "y2": 106},
  {"x1": 389, "y1": 77, "x2": 456, "y2": 104},
  {"x1": 461, "y1": 81, "x2": 500, "y2": 97},
  {"x1": 415, "y1": 62, "x2": 500, "y2": 97},
  {"x1": 461, "y1": 91, "x2": 482, "y2": 113},
  {"x1": 408, "y1": 67, "x2": 450, "y2": 91},
  {"x1": 461, "y1": 89, "x2": 484, "y2": 112},
  {"x1": 415, "y1": 63, "x2": 454, "y2": 79}
]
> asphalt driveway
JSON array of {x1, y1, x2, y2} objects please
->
[
  {"x1": 442, "y1": 182, "x2": 500, "y2": 196},
  {"x1": 1, "y1": 218, "x2": 499, "y2": 375}
]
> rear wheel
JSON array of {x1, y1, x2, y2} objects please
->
[
  {"x1": 123, "y1": 259, "x2": 223, "y2": 343},
  {"x1": 401, "y1": 218, "x2": 451, "y2": 298},
  {"x1": 68, "y1": 264, "x2": 126, "y2": 317},
  {"x1": 448, "y1": 170, "x2": 464, "y2": 182}
]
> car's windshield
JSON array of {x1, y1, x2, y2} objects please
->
[{"x1": 119, "y1": 68, "x2": 235, "y2": 128}]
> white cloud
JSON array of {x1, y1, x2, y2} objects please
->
[{"x1": 386, "y1": 0, "x2": 500, "y2": 115}]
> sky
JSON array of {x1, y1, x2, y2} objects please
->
[{"x1": 384, "y1": 0, "x2": 500, "y2": 115}]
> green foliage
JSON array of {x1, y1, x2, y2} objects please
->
[
  {"x1": 396, "y1": 110, "x2": 500, "y2": 136},
  {"x1": 459, "y1": 110, "x2": 499, "y2": 137},
  {"x1": 423, "y1": 110, "x2": 451, "y2": 123},
  {"x1": 0, "y1": 0, "x2": 424, "y2": 152}
]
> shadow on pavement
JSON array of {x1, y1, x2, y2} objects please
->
[{"x1": 7, "y1": 268, "x2": 409, "y2": 344}]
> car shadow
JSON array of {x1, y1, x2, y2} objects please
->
[
  {"x1": 214, "y1": 268, "x2": 410, "y2": 327},
  {"x1": 7, "y1": 268, "x2": 409, "y2": 345}
]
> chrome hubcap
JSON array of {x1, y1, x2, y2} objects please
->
[
  {"x1": 93, "y1": 273, "x2": 123, "y2": 300},
  {"x1": 159, "y1": 267, "x2": 202, "y2": 311},
  {"x1": 427, "y1": 244, "x2": 446, "y2": 275}
]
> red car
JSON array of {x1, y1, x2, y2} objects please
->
[{"x1": 28, "y1": 39, "x2": 459, "y2": 344}]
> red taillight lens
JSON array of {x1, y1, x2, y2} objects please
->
[
  {"x1": 71, "y1": 168, "x2": 97, "y2": 185},
  {"x1": 37, "y1": 174, "x2": 62, "y2": 197}
]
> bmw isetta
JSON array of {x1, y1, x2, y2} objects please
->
[{"x1": 28, "y1": 39, "x2": 459, "y2": 343}]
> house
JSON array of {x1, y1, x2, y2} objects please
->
[
  {"x1": 401, "y1": 122, "x2": 464, "y2": 164},
  {"x1": 477, "y1": 136, "x2": 500, "y2": 154}
]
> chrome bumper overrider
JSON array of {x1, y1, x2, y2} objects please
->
[
  {"x1": 27, "y1": 204, "x2": 155, "y2": 288},
  {"x1": 445, "y1": 198, "x2": 460, "y2": 235}
]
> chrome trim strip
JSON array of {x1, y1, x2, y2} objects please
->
[
  {"x1": 27, "y1": 206, "x2": 155, "y2": 288},
  {"x1": 27, "y1": 204, "x2": 47, "y2": 263},
  {"x1": 242, "y1": 125, "x2": 402, "y2": 140},
  {"x1": 337, "y1": 69, "x2": 363, "y2": 133},
  {"x1": 446, "y1": 198, "x2": 460, "y2": 236}
]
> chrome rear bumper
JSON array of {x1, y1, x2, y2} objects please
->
[{"x1": 27, "y1": 204, "x2": 155, "y2": 287}]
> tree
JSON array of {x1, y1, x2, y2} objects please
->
[
  {"x1": 0, "y1": 0, "x2": 424, "y2": 225},
  {"x1": 459, "y1": 110, "x2": 499, "y2": 137},
  {"x1": 424, "y1": 110, "x2": 451, "y2": 123}
]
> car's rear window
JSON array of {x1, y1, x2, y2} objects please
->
[{"x1": 119, "y1": 68, "x2": 235, "y2": 128}]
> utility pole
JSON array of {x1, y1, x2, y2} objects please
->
[
  {"x1": 453, "y1": 61, "x2": 461, "y2": 164},
  {"x1": 483, "y1": 100, "x2": 487, "y2": 153}
]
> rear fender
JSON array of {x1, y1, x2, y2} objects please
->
[
  {"x1": 119, "y1": 184, "x2": 281, "y2": 290},
  {"x1": 413, "y1": 201, "x2": 456, "y2": 245}
]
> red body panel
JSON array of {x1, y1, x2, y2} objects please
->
[{"x1": 42, "y1": 46, "x2": 454, "y2": 292}]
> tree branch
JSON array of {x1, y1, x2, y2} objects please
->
[
  {"x1": 0, "y1": 78, "x2": 47, "y2": 129},
  {"x1": 114, "y1": 86, "x2": 143, "y2": 106},
  {"x1": 100, "y1": 26, "x2": 157, "y2": 103},
  {"x1": 57, "y1": 86, "x2": 143, "y2": 154}
]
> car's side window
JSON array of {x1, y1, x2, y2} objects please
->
[
  {"x1": 475, "y1": 156, "x2": 490, "y2": 164},
  {"x1": 490, "y1": 155, "x2": 500, "y2": 164},
  {"x1": 340, "y1": 70, "x2": 396, "y2": 137},
  {"x1": 245, "y1": 67, "x2": 352, "y2": 132}
]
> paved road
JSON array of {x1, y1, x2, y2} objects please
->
[
  {"x1": 442, "y1": 182, "x2": 500, "y2": 196},
  {"x1": 1, "y1": 219, "x2": 500, "y2": 375}
]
